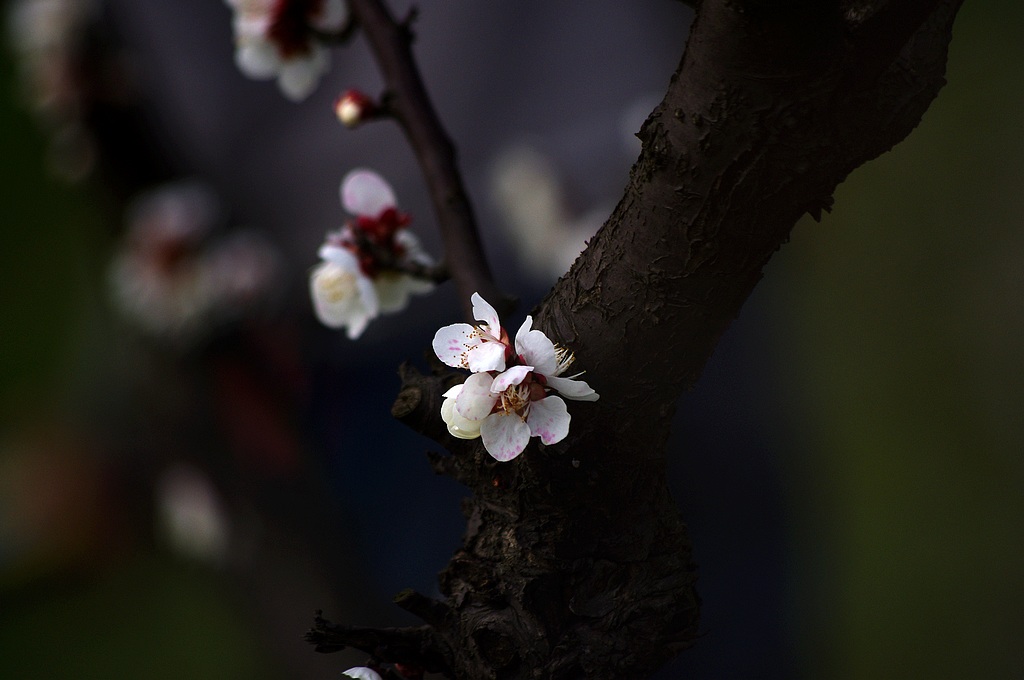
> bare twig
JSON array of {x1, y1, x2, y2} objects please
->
[
  {"x1": 306, "y1": 611, "x2": 451, "y2": 673},
  {"x1": 347, "y1": 0, "x2": 505, "y2": 318}
]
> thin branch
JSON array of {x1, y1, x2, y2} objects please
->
[{"x1": 347, "y1": 0, "x2": 505, "y2": 318}]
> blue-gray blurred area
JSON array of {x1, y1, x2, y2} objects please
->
[{"x1": 2, "y1": 1, "x2": 1023, "y2": 679}]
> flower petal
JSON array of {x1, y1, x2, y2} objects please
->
[
  {"x1": 375, "y1": 272, "x2": 433, "y2": 313},
  {"x1": 346, "y1": 278, "x2": 379, "y2": 339},
  {"x1": 527, "y1": 396, "x2": 571, "y2": 445},
  {"x1": 317, "y1": 243, "x2": 358, "y2": 266},
  {"x1": 395, "y1": 230, "x2": 434, "y2": 267},
  {"x1": 514, "y1": 316, "x2": 558, "y2": 375},
  {"x1": 432, "y1": 323, "x2": 481, "y2": 369},
  {"x1": 480, "y1": 413, "x2": 531, "y2": 462},
  {"x1": 545, "y1": 375, "x2": 599, "y2": 401},
  {"x1": 341, "y1": 169, "x2": 396, "y2": 218},
  {"x1": 276, "y1": 46, "x2": 327, "y2": 101},
  {"x1": 309, "y1": 243, "x2": 379, "y2": 338},
  {"x1": 342, "y1": 668, "x2": 383, "y2": 680},
  {"x1": 235, "y1": 40, "x2": 280, "y2": 80},
  {"x1": 456, "y1": 372, "x2": 498, "y2": 421},
  {"x1": 466, "y1": 340, "x2": 506, "y2": 373},
  {"x1": 471, "y1": 292, "x2": 500, "y2": 335},
  {"x1": 309, "y1": 261, "x2": 365, "y2": 328},
  {"x1": 440, "y1": 385, "x2": 482, "y2": 439},
  {"x1": 490, "y1": 365, "x2": 533, "y2": 393},
  {"x1": 355, "y1": 268, "x2": 379, "y2": 316}
]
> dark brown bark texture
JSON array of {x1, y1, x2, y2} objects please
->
[{"x1": 308, "y1": 1, "x2": 965, "y2": 678}]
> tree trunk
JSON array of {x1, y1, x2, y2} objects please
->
[{"x1": 308, "y1": 1, "x2": 966, "y2": 677}]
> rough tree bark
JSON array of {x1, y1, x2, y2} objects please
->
[{"x1": 308, "y1": 1, "x2": 966, "y2": 677}]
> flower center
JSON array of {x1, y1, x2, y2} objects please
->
[
  {"x1": 553, "y1": 345, "x2": 575, "y2": 375},
  {"x1": 267, "y1": 0, "x2": 323, "y2": 58},
  {"x1": 318, "y1": 264, "x2": 357, "y2": 303},
  {"x1": 498, "y1": 383, "x2": 531, "y2": 416}
]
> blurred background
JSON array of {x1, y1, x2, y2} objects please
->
[{"x1": 1, "y1": 1, "x2": 1022, "y2": 678}]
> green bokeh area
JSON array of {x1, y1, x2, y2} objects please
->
[
  {"x1": 775, "y1": 2, "x2": 1024, "y2": 678},
  {"x1": 0, "y1": 557, "x2": 266, "y2": 680},
  {"x1": 0, "y1": 24, "x2": 269, "y2": 680},
  {"x1": 0, "y1": 48, "x2": 96, "y2": 428}
]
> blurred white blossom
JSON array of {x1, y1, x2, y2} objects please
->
[
  {"x1": 224, "y1": 0, "x2": 348, "y2": 101},
  {"x1": 6, "y1": 0, "x2": 98, "y2": 180},
  {"x1": 310, "y1": 169, "x2": 434, "y2": 338},
  {"x1": 108, "y1": 181, "x2": 281, "y2": 344},
  {"x1": 155, "y1": 463, "x2": 230, "y2": 566},
  {"x1": 489, "y1": 144, "x2": 608, "y2": 281},
  {"x1": 310, "y1": 245, "x2": 377, "y2": 340}
]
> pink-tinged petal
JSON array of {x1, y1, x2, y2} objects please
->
[
  {"x1": 471, "y1": 292, "x2": 501, "y2": 336},
  {"x1": 527, "y1": 396, "x2": 571, "y2": 445},
  {"x1": 432, "y1": 323, "x2": 481, "y2": 368},
  {"x1": 480, "y1": 413, "x2": 531, "y2": 462},
  {"x1": 466, "y1": 340, "x2": 506, "y2": 373},
  {"x1": 545, "y1": 375, "x2": 599, "y2": 401},
  {"x1": 341, "y1": 169, "x2": 397, "y2": 218},
  {"x1": 490, "y1": 365, "x2": 533, "y2": 393},
  {"x1": 514, "y1": 316, "x2": 558, "y2": 375},
  {"x1": 456, "y1": 373, "x2": 497, "y2": 421}
]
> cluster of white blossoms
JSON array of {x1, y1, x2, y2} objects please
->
[
  {"x1": 433, "y1": 294, "x2": 598, "y2": 462},
  {"x1": 109, "y1": 181, "x2": 281, "y2": 344},
  {"x1": 224, "y1": 0, "x2": 348, "y2": 101},
  {"x1": 310, "y1": 169, "x2": 434, "y2": 339}
]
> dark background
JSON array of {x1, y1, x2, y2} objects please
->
[{"x1": 2, "y1": 1, "x2": 1023, "y2": 678}]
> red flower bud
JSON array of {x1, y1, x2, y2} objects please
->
[{"x1": 334, "y1": 89, "x2": 376, "y2": 128}]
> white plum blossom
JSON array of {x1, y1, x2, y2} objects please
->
[
  {"x1": 341, "y1": 668, "x2": 382, "y2": 680},
  {"x1": 224, "y1": 0, "x2": 348, "y2": 101},
  {"x1": 434, "y1": 294, "x2": 598, "y2": 462},
  {"x1": 310, "y1": 169, "x2": 435, "y2": 338},
  {"x1": 432, "y1": 292, "x2": 510, "y2": 373},
  {"x1": 309, "y1": 244, "x2": 377, "y2": 339}
]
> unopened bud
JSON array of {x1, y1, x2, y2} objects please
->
[{"x1": 334, "y1": 89, "x2": 375, "y2": 128}]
